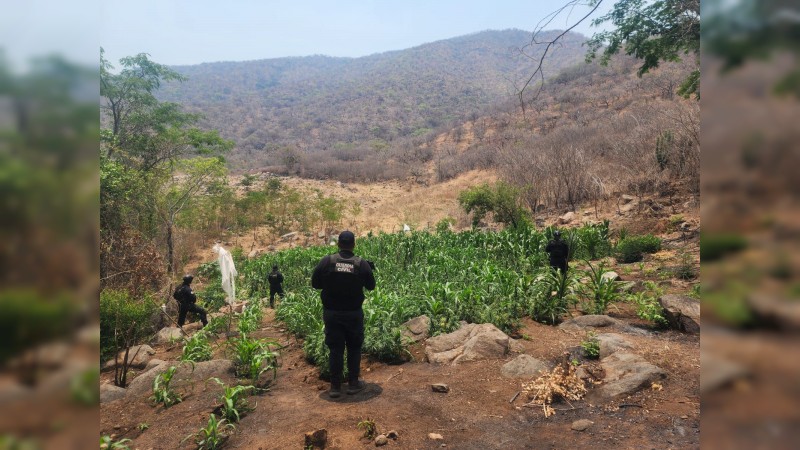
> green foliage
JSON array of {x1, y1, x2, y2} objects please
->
[
  {"x1": 100, "y1": 289, "x2": 158, "y2": 387},
  {"x1": 151, "y1": 366, "x2": 182, "y2": 407},
  {"x1": 227, "y1": 335, "x2": 279, "y2": 386},
  {"x1": 579, "y1": 261, "x2": 619, "y2": 315},
  {"x1": 529, "y1": 268, "x2": 579, "y2": 325},
  {"x1": 700, "y1": 233, "x2": 747, "y2": 261},
  {"x1": 70, "y1": 367, "x2": 100, "y2": 406},
  {"x1": 357, "y1": 418, "x2": 378, "y2": 439},
  {"x1": 458, "y1": 182, "x2": 528, "y2": 228},
  {"x1": 574, "y1": 220, "x2": 611, "y2": 260},
  {"x1": 581, "y1": 331, "x2": 600, "y2": 359},
  {"x1": 627, "y1": 282, "x2": 668, "y2": 327},
  {"x1": 210, "y1": 378, "x2": 255, "y2": 423},
  {"x1": 586, "y1": 0, "x2": 700, "y2": 99},
  {"x1": 181, "y1": 330, "x2": 213, "y2": 362},
  {"x1": 674, "y1": 252, "x2": 697, "y2": 280},
  {"x1": 615, "y1": 234, "x2": 662, "y2": 263},
  {"x1": 0, "y1": 290, "x2": 74, "y2": 366},
  {"x1": 100, "y1": 435, "x2": 132, "y2": 450},
  {"x1": 237, "y1": 300, "x2": 264, "y2": 334},
  {"x1": 187, "y1": 414, "x2": 235, "y2": 450},
  {"x1": 435, "y1": 217, "x2": 456, "y2": 233}
]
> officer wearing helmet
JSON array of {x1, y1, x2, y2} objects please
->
[
  {"x1": 545, "y1": 229, "x2": 569, "y2": 273},
  {"x1": 173, "y1": 274, "x2": 208, "y2": 328}
]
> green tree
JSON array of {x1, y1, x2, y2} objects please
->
[
  {"x1": 459, "y1": 182, "x2": 527, "y2": 228},
  {"x1": 586, "y1": 0, "x2": 700, "y2": 98}
]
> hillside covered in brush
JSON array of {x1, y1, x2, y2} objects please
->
[{"x1": 157, "y1": 29, "x2": 586, "y2": 171}]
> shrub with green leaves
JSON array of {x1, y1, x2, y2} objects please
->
[
  {"x1": 210, "y1": 378, "x2": 255, "y2": 423},
  {"x1": 627, "y1": 285, "x2": 668, "y2": 327},
  {"x1": 581, "y1": 332, "x2": 600, "y2": 358},
  {"x1": 100, "y1": 289, "x2": 159, "y2": 387},
  {"x1": 700, "y1": 233, "x2": 747, "y2": 261},
  {"x1": 100, "y1": 435, "x2": 132, "y2": 450},
  {"x1": 181, "y1": 330, "x2": 213, "y2": 362},
  {"x1": 227, "y1": 335, "x2": 279, "y2": 386},
  {"x1": 186, "y1": 414, "x2": 235, "y2": 450},
  {"x1": 579, "y1": 261, "x2": 619, "y2": 315},
  {"x1": 616, "y1": 234, "x2": 662, "y2": 263},
  {"x1": 151, "y1": 366, "x2": 182, "y2": 407},
  {"x1": 529, "y1": 268, "x2": 578, "y2": 325}
]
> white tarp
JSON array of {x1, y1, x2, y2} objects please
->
[{"x1": 212, "y1": 244, "x2": 237, "y2": 304}]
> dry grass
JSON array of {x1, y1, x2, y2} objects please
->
[{"x1": 521, "y1": 363, "x2": 588, "y2": 418}]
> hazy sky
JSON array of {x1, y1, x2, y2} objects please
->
[{"x1": 101, "y1": 0, "x2": 612, "y2": 66}]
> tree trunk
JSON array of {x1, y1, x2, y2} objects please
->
[{"x1": 167, "y1": 222, "x2": 174, "y2": 275}]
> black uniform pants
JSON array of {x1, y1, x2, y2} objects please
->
[
  {"x1": 178, "y1": 301, "x2": 208, "y2": 326},
  {"x1": 323, "y1": 309, "x2": 364, "y2": 386},
  {"x1": 550, "y1": 260, "x2": 568, "y2": 274},
  {"x1": 269, "y1": 286, "x2": 283, "y2": 307}
]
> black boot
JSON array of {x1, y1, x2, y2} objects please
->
[
  {"x1": 329, "y1": 382, "x2": 342, "y2": 398},
  {"x1": 346, "y1": 379, "x2": 366, "y2": 395}
]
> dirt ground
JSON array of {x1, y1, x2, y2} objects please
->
[{"x1": 101, "y1": 300, "x2": 699, "y2": 450}]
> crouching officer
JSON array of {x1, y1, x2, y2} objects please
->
[
  {"x1": 545, "y1": 229, "x2": 569, "y2": 274},
  {"x1": 311, "y1": 231, "x2": 376, "y2": 398},
  {"x1": 173, "y1": 274, "x2": 208, "y2": 328}
]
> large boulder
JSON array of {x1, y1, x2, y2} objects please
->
[
  {"x1": 154, "y1": 327, "x2": 184, "y2": 344},
  {"x1": 125, "y1": 359, "x2": 233, "y2": 397},
  {"x1": 659, "y1": 295, "x2": 701, "y2": 334},
  {"x1": 596, "y1": 333, "x2": 635, "y2": 358},
  {"x1": 700, "y1": 351, "x2": 749, "y2": 394},
  {"x1": 594, "y1": 352, "x2": 665, "y2": 399},
  {"x1": 746, "y1": 294, "x2": 800, "y2": 331},
  {"x1": 102, "y1": 344, "x2": 156, "y2": 370},
  {"x1": 559, "y1": 212, "x2": 576, "y2": 224},
  {"x1": 601, "y1": 271, "x2": 620, "y2": 282},
  {"x1": 401, "y1": 315, "x2": 431, "y2": 343},
  {"x1": 425, "y1": 323, "x2": 511, "y2": 365},
  {"x1": 501, "y1": 355, "x2": 550, "y2": 378},
  {"x1": 100, "y1": 383, "x2": 126, "y2": 403}
]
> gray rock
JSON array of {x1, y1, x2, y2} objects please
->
[
  {"x1": 103, "y1": 345, "x2": 156, "y2": 370},
  {"x1": 571, "y1": 419, "x2": 594, "y2": 431},
  {"x1": 501, "y1": 354, "x2": 550, "y2": 378},
  {"x1": 425, "y1": 323, "x2": 510, "y2": 364},
  {"x1": 596, "y1": 333, "x2": 635, "y2": 358},
  {"x1": 431, "y1": 383, "x2": 450, "y2": 393},
  {"x1": 559, "y1": 315, "x2": 619, "y2": 330},
  {"x1": 154, "y1": 327, "x2": 184, "y2": 344},
  {"x1": 601, "y1": 271, "x2": 620, "y2": 282},
  {"x1": 401, "y1": 315, "x2": 431, "y2": 343},
  {"x1": 509, "y1": 338, "x2": 525, "y2": 353},
  {"x1": 144, "y1": 358, "x2": 166, "y2": 372},
  {"x1": 281, "y1": 231, "x2": 298, "y2": 241},
  {"x1": 746, "y1": 293, "x2": 800, "y2": 331},
  {"x1": 126, "y1": 359, "x2": 234, "y2": 397},
  {"x1": 559, "y1": 211, "x2": 575, "y2": 224},
  {"x1": 375, "y1": 434, "x2": 388, "y2": 446},
  {"x1": 659, "y1": 295, "x2": 701, "y2": 334},
  {"x1": 100, "y1": 383, "x2": 126, "y2": 403},
  {"x1": 428, "y1": 433, "x2": 444, "y2": 440},
  {"x1": 700, "y1": 351, "x2": 749, "y2": 393},
  {"x1": 595, "y1": 352, "x2": 666, "y2": 399}
]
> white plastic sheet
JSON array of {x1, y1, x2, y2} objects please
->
[{"x1": 212, "y1": 243, "x2": 237, "y2": 304}]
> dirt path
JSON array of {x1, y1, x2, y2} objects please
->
[{"x1": 101, "y1": 305, "x2": 699, "y2": 449}]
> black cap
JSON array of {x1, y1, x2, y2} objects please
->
[
  {"x1": 338, "y1": 230, "x2": 355, "y2": 246},
  {"x1": 272, "y1": 265, "x2": 278, "y2": 271},
  {"x1": 183, "y1": 274, "x2": 194, "y2": 284},
  {"x1": 553, "y1": 230, "x2": 561, "y2": 238}
]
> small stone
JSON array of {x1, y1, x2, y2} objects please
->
[
  {"x1": 571, "y1": 419, "x2": 594, "y2": 431},
  {"x1": 431, "y1": 383, "x2": 450, "y2": 393},
  {"x1": 386, "y1": 430, "x2": 398, "y2": 439},
  {"x1": 428, "y1": 433, "x2": 444, "y2": 440},
  {"x1": 375, "y1": 434, "x2": 388, "y2": 446}
]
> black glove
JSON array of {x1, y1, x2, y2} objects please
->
[{"x1": 366, "y1": 260, "x2": 376, "y2": 271}]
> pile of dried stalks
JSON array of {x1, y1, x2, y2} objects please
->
[{"x1": 521, "y1": 363, "x2": 587, "y2": 417}]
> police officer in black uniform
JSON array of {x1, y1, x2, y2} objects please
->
[
  {"x1": 173, "y1": 274, "x2": 208, "y2": 328},
  {"x1": 311, "y1": 230, "x2": 376, "y2": 398},
  {"x1": 267, "y1": 265, "x2": 284, "y2": 308},
  {"x1": 545, "y1": 230, "x2": 570, "y2": 274}
]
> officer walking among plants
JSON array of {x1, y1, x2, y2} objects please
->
[
  {"x1": 545, "y1": 229, "x2": 569, "y2": 274},
  {"x1": 311, "y1": 230, "x2": 376, "y2": 398},
  {"x1": 173, "y1": 274, "x2": 208, "y2": 328},
  {"x1": 267, "y1": 265, "x2": 284, "y2": 308}
]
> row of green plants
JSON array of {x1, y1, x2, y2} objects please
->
[{"x1": 229, "y1": 224, "x2": 664, "y2": 375}]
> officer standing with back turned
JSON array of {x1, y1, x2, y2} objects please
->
[{"x1": 311, "y1": 230, "x2": 376, "y2": 398}]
